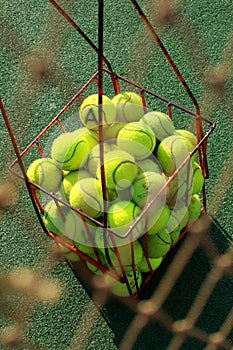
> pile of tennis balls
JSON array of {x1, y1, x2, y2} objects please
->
[{"x1": 26, "y1": 91, "x2": 204, "y2": 297}]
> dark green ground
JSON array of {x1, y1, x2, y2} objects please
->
[{"x1": 1, "y1": 1, "x2": 232, "y2": 349}]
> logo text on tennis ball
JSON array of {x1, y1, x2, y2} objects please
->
[{"x1": 79, "y1": 94, "x2": 117, "y2": 130}]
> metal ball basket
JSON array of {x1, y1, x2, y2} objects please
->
[{"x1": 1, "y1": 0, "x2": 216, "y2": 298}]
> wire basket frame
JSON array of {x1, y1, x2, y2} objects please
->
[{"x1": 1, "y1": 0, "x2": 216, "y2": 298}]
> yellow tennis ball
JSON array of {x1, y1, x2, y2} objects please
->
[
  {"x1": 166, "y1": 161, "x2": 203, "y2": 208},
  {"x1": 57, "y1": 238, "x2": 80, "y2": 262},
  {"x1": 26, "y1": 158, "x2": 62, "y2": 193},
  {"x1": 147, "y1": 204, "x2": 171, "y2": 235},
  {"x1": 138, "y1": 255, "x2": 163, "y2": 273},
  {"x1": 75, "y1": 241, "x2": 95, "y2": 256},
  {"x1": 156, "y1": 135, "x2": 194, "y2": 176},
  {"x1": 43, "y1": 200, "x2": 70, "y2": 235},
  {"x1": 64, "y1": 209, "x2": 97, "y2": 245},
  {"x1": 108, "y1": 200, "x2": 145, "y2": 246},
  {"x1": 166, "y1": 174, "x2": 187, "y2": 208},
  {"x1": 61, "y1": 168, "x2": 91, "y2": 201},
  {"x1": 137, "y1": 156, "x2": 163, "y2": 174},
  {"x1": 79, "y1": 94, "x2": 116, "y2": 130},
  {"x1": 86, "y1": 142, "x2": 117, "y2": 176},
  {"x1": 96, "y1": 150, "x2": 138, "y2": 190},
  {"x1": 190, "y1": 162, "x2": 204, "y2": 194},
  {"x1": 111, "y1": 91, "x2": 144, "y2": 123},
  {"x1": 85, "y1": 251, "x2": 108, "y2": 275},
  {"x1": 104, "y1": 268, "x2": 142, "y2": 296},
  {"x1": 95, "y1": 179, "x2": 118, "y2": 204},
  {"x1": 175, "y1": 129, "x2": 198, "y2": 149},
  {"x1": 166, "y1": 206, "x2": 189, "y2": 244},
  {"x1": 188, "y1": 194, "x2": 202, "y2": 223},
  {"x1": 69, "y1": 177, "x2": 103, "y2": 218},
  {"x1": 142, "y1": 229, "x2": 172, "y2": 258},
  {"x1": 117, "y1": 122, "x2": 156, "y2": 160},
  {"x1": 110, "y1": 241, "x2": 144, "y2": 272},
  {"x1": 72, "y1": 127, "x2": 99, "y2": 150},
  {"x1": 131, "y1": 171, "x2": 167, "y2": 209},
  {"x1": 140, "y1": 111, "x2": 176, "y2": 141},
  {"x1": 51, "y1": 131, "x2": 90, "y2": 171},
  {"x1": 102, "y1": 122, "x2": 126, "y2": 141}
]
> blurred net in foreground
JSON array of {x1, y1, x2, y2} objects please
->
[{"x1": 0, "y1": 0, "x2": 233, "y2": 349}]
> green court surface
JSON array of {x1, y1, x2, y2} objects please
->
[{"x1": 0, "y1": 1, "x2": 233, "y2": 349}]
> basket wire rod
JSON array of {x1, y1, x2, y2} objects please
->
[
  {"x1": 8, "y1": 72, "x2": 99, "y2": 167},
  {"x1": 129, "y1": 0, "x2": 208, "y2": 182},
  {"x1": 97, "y1": 0, "x2": 113, "y2": 269},
  {"x1": 129, "y1": 0, "x2": 200, "y2": 114},
  {"x1": 49, "y1": 0, "x2": 120, "y2": 94},
  {"x1": 0, "y1": 98, "x2": 50, "y2": 238}
]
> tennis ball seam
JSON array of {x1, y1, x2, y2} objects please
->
[
  {"x1": 121, "y1": 95, "x2": 133, "y2": 122},
  {"x1": 142, "y1": 113, "x2": 173, "y2": 136},
  {"x1": 112, "y1": 160, "x2": 137, "y2": 189},
  {"x1": 79, "y1": 180, "x2": 102, "y2": 215},
  {"x1": 54, "y1": 140, "x2": 88, "y2": 165},
  {"x1": 157, "y1": 232, "x2": 171, "y2": 245},
  {"x1": 122, "y1": 126, "x2": 155, "y2": 152}
]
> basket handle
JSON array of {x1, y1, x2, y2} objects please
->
[
  {"x1": 130, "y1": 0, "x2": 209, "y2": 178},
  {"x1": 49, "y1": 0, "x2": 209, "y2": 178},
  {"x1": 49, "y1": 0, "x2": 120, "y2": 94}
]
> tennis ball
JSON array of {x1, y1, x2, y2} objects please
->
[
  {"x1": 166, "y1": 160, "x2": 195, "y2": 209},
  {"x1": 140, "y1": 111, "x2": 176, "y2": 141},
  {"x1": 43, "y1": 200, "x2": 70, "y2": 235},
  {"x1": 156, "y1": 135, "x2": 194, "y2": 176},
  {"x1": 58, "y1": 239, "x2": 80, "y2": 262},
  {"x1": 166, "y1": 207, "x2": 189, "y2": 244},
  {"x1": 168, "y1": 162, "x2": 204, "y2": 208},
  {"x1": 175, "y1": 129, "x2": 198, "y2": 149},
  {"x1": 188, "y1": 194, "x2": 202, "y2": 223},
  {"x1": 112, "y1": 91, "x2": 144, "y2": 122},
  {"x1": 75, "y1": 241, "x2": 96, "y2": 256},
  {"x1": 69, "y1": 177, "x2": 103, "y2": 218},
  {"x1": 94, "y1": 226, "x2": 112, "y2": 253},
  {"x1": 138, "y1": 255, "x2": 163, "y2": 273},
  {"x1": 137, "y1": 157, "x2": 163, "y2": 174},
  {"x1": 51, "y1": 131, "x2": 90, "y2": 171},
  {"x1": 131, "y1": 171, "x2": 167, "y2": 209},
  {"x1": 96, "y1": 178, "x2": 118, "y2": 204},
  {"x1": 87, "y1": 142, "x2": 117, "y2": 176},
  {"x1": 96, "y1": 150, "x2": 138, "y2": 190},
  {"x1": 190, "y1": 162, "x2": 204, "y2": 194},
  {"x1": 147, "y1": 204, "x2": 170, "y2": 234},
  {"x1": 64, "y1": 209, "x2": 97, "y2": 245},
  {"x1": 26, "y1": 158, "x2": 62, "y2": 193},
  {"x1": 117, "y1": 122, "x2": 156, "y2": 160},
  {"x1": 72, "y1": 127, "x2": 99, "y2": 150},
  {"x1": 166, "y1": 174, "x2": 187, "y2": 208},
  {"x1": 86, "y1": 252, "x2": 108, "y2": 275},
  {"x1": 143, "y1": 229, "x2": 172, "y2": 258},
  {"x1": 61, "y1": 168, "x2": 91, "y2": 201},
  {"x1": 79, "y1": 94, "x2": 116, "y2": 130},
  {"x1": 110, "y1": 241, "x2": 143, "y2": 272},
  {"x1": 102, "y1": 122, "x2": 126, "y2": 141},
  {"x1": 108, "y1": 201, "x2": 145, "y2": 246},
  {"x1": 104, "y1": 268, "x2": 142, "y2": 296}
]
